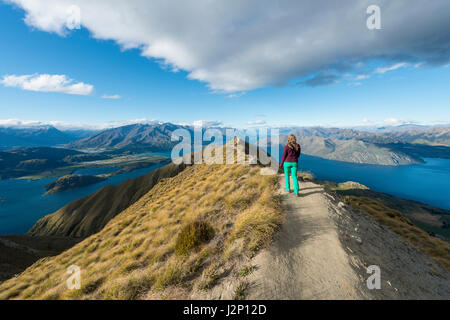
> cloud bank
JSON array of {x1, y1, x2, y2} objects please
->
[
  {"x1": 6, "y1": 0, "x2": 450, "y2": 92},
  {"x1": 247, "y1": 120, "x2": 267, "y2": 126},
  {"x1": 374, "y1": 62, "x2": 408, "y2": 74},
  {"x1": 0, "y1": 118, "x2": 161, "y2": 130},
  {"x1": 193, "y1": 120, "x2": 223, "y2": 128},
  {"x1": 1, "y1": 73, "x2": 93, "y2": 95},
  {"x1": 101, "y1": 94, "x2": 122, "y2": 99}
]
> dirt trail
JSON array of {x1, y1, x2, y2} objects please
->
[
  {"x1": 246, "y1": 175, "x2": 450, "y2": 300},
  {"x1": 247, "y1": 178, "x2": 368, "y2": 299}
]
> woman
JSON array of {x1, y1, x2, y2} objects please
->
[{"x1": 280, "y1": 134, "x2": 301, "y2": 196}]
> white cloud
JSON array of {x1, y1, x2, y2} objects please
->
[
  {"x1": 383, "y1": 118, "x2": 411, "y2": 125},
  {"x1": 354, "y1": 73, "x2": 370, "y2": 81},
  {"x1": 106, "y1": 118, "x2": 162, "y2": 127},
  {"x1": 247, "y1": 120, "x2": 267, "y2": 126},
  {"x1": 193, "y1": 120, "x2": 223, "y2": 127},
  {"x1": 374, "y1": 62, "x2": 408, "y2": 74},
  {"x1": 227, "y1": 92, "x2": 246, "y2": 99},
  {"x1": 0, "y1": 119, "x2": 51, "y2": 128},
  {"x1": 414, "y1": 62, "x2": 425, "y2": 69},
  {"x1": 6, "y1": 1, "x2": 450, "y2": 92},
  {"x1": 356, "y1": 118, "x2": 413, "y2": 127},
  {"x1": 0, "y1": 118, "x2": 103, "y2": 130},
  {"x1": 0, "y1": 118, "x2": 161, "y2": 131},
  {"x1": 1, "y1": 74, "x2": 93, "y2": 95},
  {"x1": 101, "y1": 94, "x2": 122, "y2": 99}
]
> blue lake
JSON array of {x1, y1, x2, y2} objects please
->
[
  {"x1": 298, "y1": 155, "x2": 450, "y2": 211},
  {"x1": 0, "y1": 154, "x2": 449, "y2": 235},
  {"x1": 0, "y1": 162, "x2": 168, "y2": 235}
]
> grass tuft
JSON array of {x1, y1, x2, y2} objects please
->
[
  {"x1": 174, "y1": 221, "x2": 215, "y2": 256},
  {"x1": 233, "y1": 281, "x2": 248, "y2": 300},
  {"x1": 238, "y1": 265, "x2": 256, "y2": 277}
]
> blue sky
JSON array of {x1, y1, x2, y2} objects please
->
[{"x1": 1, "y1": 1, "x2": 450, "y2": 129}]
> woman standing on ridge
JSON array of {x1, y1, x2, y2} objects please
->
[{"x1": 280, "y1": 134, "x2": 301, "y2": 196}]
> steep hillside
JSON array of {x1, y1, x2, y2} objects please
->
[
  {"x1": 0, "y1": 159, "x2": 179, "y2": 281},
  {"x1": 324, "y1": 182, "x2": 450, "y2": 240},
  {"x1": 379, "y1": 142, "x2": 450, "y2": 160},
  {"x1": 2, "y1": 141, "x2": 449, "y2": 300},
  {"x1": 68, "y1": 123, "x2": 192, "y2": 151},
  {"x1": 0, "y1": 151, "x2": 282, "y2": 299},
  {"x1": 28, "y1": 163, "x2": 188, "y2": 238},
  {"x1": 0, "y1": 235, "x2": 79, "y2": 282}
]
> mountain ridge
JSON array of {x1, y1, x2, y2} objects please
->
[
  {"x1": 0, "y1": 142, "x2": 449, "y2": 299},
  {"x1": 272, "y1": 135, "x2": 422, "y2": 165},
  {"x1": 2, "y1": 164, "x2": 449, "y2": 299},
  {"x1": 67, "y1": 123, "x2": 193, "y2": 151},
  {"x1": 0, "y1": 141, "x2": 284, "y2": 299},
  {"x1": 66, "y1": 123, "x2": 450, "y2": 165}
]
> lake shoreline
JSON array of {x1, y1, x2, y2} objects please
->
[
  {"x1": 298, "y1": 155, "x2": 450, "y2": 211},
  {"x1": 0, "y1": 160, "x2": 170, "y2": 235},
  {"x1": 1, "y1": 155, "x2": 449, "y2": 235}
]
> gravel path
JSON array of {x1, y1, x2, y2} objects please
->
[
  {"x1": 247, "y1": 179, "x2": 367, "y2": 299},
  {"x1": 246, "y1": 176, "x2": 450, "y2": 299}
]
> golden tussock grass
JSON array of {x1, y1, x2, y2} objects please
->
[
  {"x1": 345, "y1": 196, "x2": 450, "y2": 271},
  {"x1": 0, "y1": 161, "x2": 282, "y2": 300}
]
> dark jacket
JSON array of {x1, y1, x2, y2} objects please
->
[{"x1": 280, "y1": 144, "x2": 301, "y2": 167}]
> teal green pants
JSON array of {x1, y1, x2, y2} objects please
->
[{"x1": 283, "y1": 162, "x2": 299, "y2": 194}]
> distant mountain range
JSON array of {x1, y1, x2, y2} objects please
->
[
  {"x1": 352, "y1": 123, "x2": 450, "y2": 133},
  {"x1": 0, "y1": 126, "x2": 96, "y2": 150},
  {"x1": 378, "y1": 127, "x2": 450, "y2": 146},
  {"x1": 276, "y1": 135, "x2": 422, "y2": 165},
  {"x1": 1, "y1": 122, "x2": 449, "y2": 166},
  {"x1": 278, "y1": 126, "x2": 450, "y2": 147},
  {"x1": 272, "y1": 126, "x2": 450, "y2": 163},
  {"x1": 2, "y1": 122, "x2": 449, "y2": 150},
  {"x1": 67, "y1": 123, "x2": 193, "y2": 152}
]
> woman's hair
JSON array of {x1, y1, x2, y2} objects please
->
[{"x1": 287, "y1": 134, "x2": 300, "y2": 151}]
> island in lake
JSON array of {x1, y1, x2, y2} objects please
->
[
  {"x1": 45, "y1": 175, "x2": 108, "y2": 194},
  {"x1": 44, "y1": 155, "x2": 170, "y2": 194}
]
